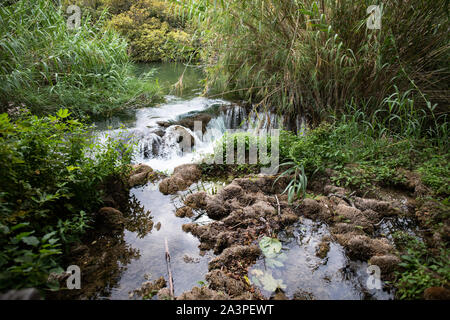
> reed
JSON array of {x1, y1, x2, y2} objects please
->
[
  {"x1": 175, "y1": 0, "x2": 449, "y2": 128},
  {"x1": 0, "y1": 0, "x2": 161, "y2": 118}
]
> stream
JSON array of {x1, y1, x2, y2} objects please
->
[{"x1": 86, "y1": 62, "x2": 406, "y2": 300}]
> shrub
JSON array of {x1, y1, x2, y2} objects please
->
[
  {"x1": 393, "y1": 232, "x2": 450, "y2": 300},
  {"x1": 0, "y1": 109, "x2": 132, "y2": 291},
  {"x1": 107, "y1": 0, "x2": 197, "y2": 62}
]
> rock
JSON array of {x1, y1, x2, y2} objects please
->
[
  {"x1": 159, "y1": 176, "x2": 186, "y2": 195},
  {"x1": 134, "y1": 277, "x2": 167, "y2": 298},
  {"x1": 234, "y1": 292, "x2": 255, "y2": 300},
  {"x1": 271, "y1": 289, "x2": 288, "y2": 300},
  {"x1": 97, "y1": 207, "x2": 125, "y2": 229},
  {"x1": 156, "y1": 121, "x2": 171, "y2": 128},
  {"x1": 184, "y1": 191, "x2": 207, "y2": 209},
  {"x1": 173, "y1": 164, "x2": 201, "y2": 183},
  {"x1": 208, "y1": 245, "x2": 261, "y2": 271},
  {"x1": 423, "y1": 287, "x2": 450, "y2": 300},
  {"x1": 362, "y1": 209, "x2": 381, "y2": 222},
  {"x1": 159, "y1": 164, "x2": 202, "y2": 195},
  {"x1": 316, "y1": 237, "x2": 331, "y2": 259},
  {"x1": 157, "y1": 287, "x2": 172, "y2": 300},
  {"x1": 128, "y1": 164, "x2": 154, "y2": 188},
  {"x1": 206, "y1": 269, "x2": 247, "y2": 297},
  {"x1": 182, "y1": 223, "x2": 196, "y2": 234},
  {"x1": 280, "y1": 212, "x2": 299, "y2": 225},
  {"x1": 298, "y1": 198, "x2": 322, "y2": 217},
  {"x1": 353, "y1": 197, "x2": 400, "y2": 217},
  {"x1": 234, "y1": 175, "x2": 290, "y2": 194},
  {"x1": 101, "y1": 195, "x2": 117, "y2": 208},
  {"x1": 176, "y1": 113, "x2": 212, "y2": 134},
  {"x1": 344, "y1": 235, "x2": 376, "y2": 259},
  {"x1": 401, "y1": 169, "x2": 431, "y2": 197},
  {"x1": 176, "y1": 206, "x2": 194, "y2": 218},
  {"x1": 206, "y1": 196, "x2": 228, "y2": 220},
  {"x1": 335, "y1": 204, "x2": 373, "y2": 233},
  {"x1": 331, "y1": 223, "x2": 365, "y2": 235},
  {"x1": 183, "y1": 255, "x2": 200, "y2": 264},
  {"x1": 335, "y1": 233, "x2": 393, "y2": 260},
  {"x1": 220, "y1": 183, "x2": 244, "y2": 200},
  {"x1": 324, "y1": 185, "x2": 347, "y2": 196},
  {"x1": 0, "y1": 288, "x2": 41, "y2": 300},
  {"x1": 150, "y1": 128, "x2": 165, "y2": 137},
  {"x1": 177, "y1": 286, "x2": 230, "y2": 300},
  {"x1": 251, "y1": 200, "x2": 276, "y2": 216},
  {"x1": 369, "y1": 255, "x2": 400, "y2": 274}
]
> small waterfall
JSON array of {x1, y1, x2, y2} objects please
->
[
  {"x1": 137, "y1": 132, "x2": 162, "y2": 160},
  {"x1": 95, "y1": 96, "x2": 307, "y2": 173}
]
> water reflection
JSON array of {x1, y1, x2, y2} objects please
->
[{"x1": 249, "y1": 218, "x2": 394, "y2": 300}]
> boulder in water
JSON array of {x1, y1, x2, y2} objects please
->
[
  {"x1": 159, "y1": 164, "x2": 202, "y2": 195},
  {"x1": 176, "y1": 113, "x2": 212, "y2": 133},
  {"x1": 128, "y1": 164, "x2": 155, "y2": 187},
  {"x1": 166, "y1": 125, "x2": 195, "y2": 149},
  {"x1": 96, "y1": 207, "x2": 125, "y2": 230}
]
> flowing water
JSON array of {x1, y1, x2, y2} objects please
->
[{"x1": 88, "y1": 62, "x2": 407, "y2": 300}]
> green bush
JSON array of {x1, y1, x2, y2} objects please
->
[
  {"x1": 0, "y1": 109, "x2": 132, "y2": 291},
  {"x1": 393, "y1": 232, "x2": 450, "y2": 300},
  {"x1": 107, "y1": 0, "x2": 197, "y2": 62},
  {"x1": 0, "y1": 0, "x2": 161, "y2": 118},
  {"x1": 276, "y1": 98, "x2": 448, "y2": 196},
  {"x1": 418, "y1": 154, "x2": 450, "y2": 196}
]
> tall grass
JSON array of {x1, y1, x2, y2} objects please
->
[
  {"x1": 0, "y1": 0, "x2": 161, "y2": 118},
  {"x1": 175, "y1": 0, "x2": 449, "y2": 129}
]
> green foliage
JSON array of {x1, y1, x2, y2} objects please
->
[
  {"x1": 0, "y1": 0, "x2": 161, "y2": 118},
  {"x1": 181, "y1": 0, "x2": 449, "y2": 126},
  {"x1": 107, "y1": 0, "x2": 197, "y2": 62},
  {"x1": 275, "y1": 162, "x2": 308, "y2": 204},
  {"x1": 259, "y1": 236, "x2": 282, "y2": 257},
  {"x1": 0, "y1": 109, "x2": 132, "y2": 291},
  {"x1": 393, "y1": 232, "x2": 450, "y2": 300},
  {"x1": 250, "y1": 237, "x2": 287, "y2": 292},
  {"x1": 274, "y1": 96, "x2": 449, "y2": 196},
  {"x1": 417, "y1": 153, "x2": 450, "y2": 197}
]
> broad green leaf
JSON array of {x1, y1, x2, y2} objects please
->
[{"x1": 22, "y1": 236, "x2": 39, "y2": 247}]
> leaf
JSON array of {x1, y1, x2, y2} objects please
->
[
  {"x1": 56, "y1": 109, "x2": 70, "y2": 119},
  {"x1": 257, "y1": 271, "x2": 287, "y2": 292},
  {"x1": 22, "y1": 236, "x2": 39, "y2": 247},
  {"x1": 0, "y1": 224, "x2": 9, "y2": 234},
  {"x1": 42, "y1": 231, "x2": 57, "y2": 242},
  {"x1": 266, "y1": 258, "x2": 284, "y2": 268},
  {"x1": 11, "y1": 222, "x2": 30, "y2": 231},
  {"x1": 259, "y1": 237, "x2": 282, "y2": 257},
  {"x1": 251, "y1": 276, "x2": 261, "y2": 287}
]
